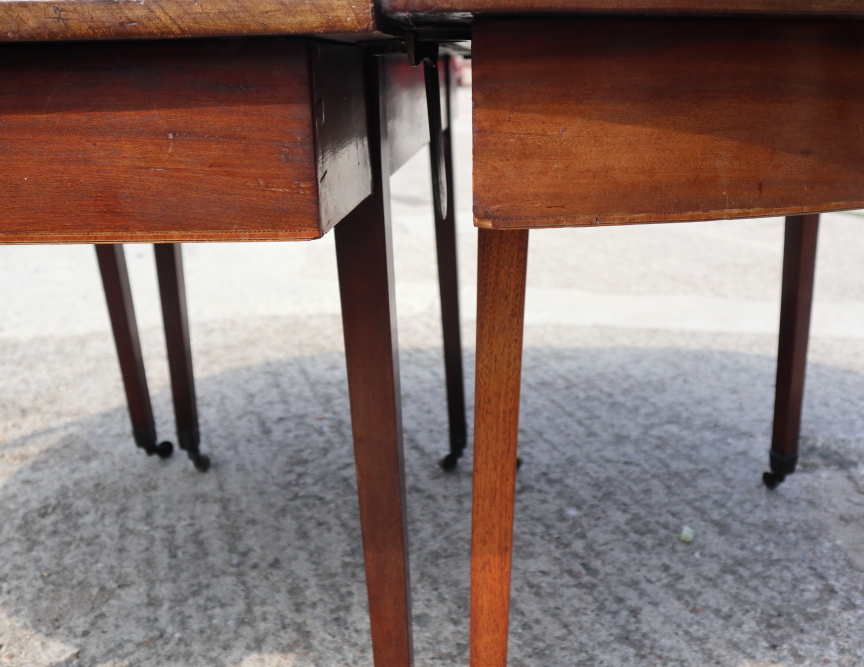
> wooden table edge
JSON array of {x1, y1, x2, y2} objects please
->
[{"x1": 474, "y1": 203, "x2": 864, "y2": 229}]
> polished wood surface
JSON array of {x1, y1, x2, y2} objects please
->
[
  {"x1": 154, "y1": 243, "x2": 210, "y2": 470},
  {"x1": 334, "y1": 54, "x2": 413, "y2": 667},
  {"x1": 97, "y1": 244, "x2": 175, "y2": 458},
  {"x1": 0, "y1": 0, "x2": 375, "y2": 41},
  {"x1": 769, "y1": 215, "x2": 819, "y2": 482},
  {"x1": 434, "y1": 56, "x2": 468, "y2": 464},
  {"x1": 155, "y1": 244, "x2": 197, "y2": 448},
  {"x1": 384, "y1": 55, "x2": 430, "y2": 177},
  {"x1": 384, "y1": 0, "x2": 864, "y2": 18},
  {"x1": 473, "y1": 18, "x2": 864, "y2": 230},
  {"x1": 0, "y1": 38, "x2": 370, "y2": 244},
  {"x1": 470, "y1": 228, "x2": 529, "y2": 667},
  {"x1": 95, "y1": 244, "x2": 158, "y2": 443},
  {"x1": 311, "y1": 42, "x2": 373, "y2": 235}
]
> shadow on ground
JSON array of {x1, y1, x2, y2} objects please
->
[{"x1": 1, "y1": 346, "x2": 863, "y2": 667}]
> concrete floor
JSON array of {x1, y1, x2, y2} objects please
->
[{"x1": 1, "y1": 87, "x2": 864, "y2": 667}]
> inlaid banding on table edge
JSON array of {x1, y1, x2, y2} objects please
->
[{"x1": 472, "y1": 202, "x2": 864, "y2": 230}]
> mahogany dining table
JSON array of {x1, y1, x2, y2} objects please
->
[
  {"x1": 0, "y1": 4, "x2": 470, "y2": 666},
  {"x1": 8, "y1": 0, "x2": 864, "y2": 664},
  {"x1": 380, "y1": 2, "x2": 864, "y2": 665}
]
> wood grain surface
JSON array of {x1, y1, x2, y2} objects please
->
[
  {"x1": 0, "y1": 38, "x2": 371, "y2": 244},
  {"x1": 311, "y1": 41, "x2": 373, "y2": 235},
  {"x1": 470, "y1": 228, "x2": 529, "y2": 667},
  {"x1": 383, "y1": 0, "x2": 864, "y2": 19},
  {"x1": 0, "y1": 0, "x2": 375, "y2": 42},
  {"x1": 473, "y1": 18, "x2": 864, "y2": 229},
  {"x1": 334, "y1": 53, "x2": 413, "y2": 667},
  {"x1": 772, "y1": 215, "x2": 819, "y2": 462},
  {"x1": 154, "y1": 244, "x2": 199, "y2": 450},
  {"x1": 383, "y1": 55, "x2": 429, "y2": 177},
  {"x1": 95, "y1": 244, "x2": 157, "y2": 438},
  {"x1": 433, "y1": 55, "x2": 468, "y2": 463}
]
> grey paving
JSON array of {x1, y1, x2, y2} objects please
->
[{"x1": 1, "y1": 88, "x2": 864, "y2": 667}]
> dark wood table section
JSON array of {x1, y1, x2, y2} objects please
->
[
  {"x1": 0, "y1": 8, "x2": 467, "y2": 661},
  {"x1": 0, "y1": 39, "x2": 369, "y2": 243},
  {"x1": 383, "y1": 0, "x2": 864, "y2": 22},
  {"x1": 472, "y1": 19, "x2": 864, "y2": 229},
  {"x1": 458, "y1": 14, "x2": 864, "y2": 667}
]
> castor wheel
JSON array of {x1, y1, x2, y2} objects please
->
[
  {"x1": 154, "y1": 440, "x2": 174, "y2": 459},
  {"x1": 764, "y1": 453, "x2": 796, "y2": 490},
  {"x1": 135, "y1": 426, "x2": 172, "y2": 460},
  {"x1": 191, "y1": 453, "x2": 211, "y2": 473},
  {"x1": 763, "y1": 471, "x2": 785, "y2": 489},
  {"x1": 440, "y1": 452, "x2": 460, "y2": 472},
  {"x1": 177, "y1": 430, "x2": 209, "y2": 472},
  {"x1": 438, "y1": 454, "x2": 521, "y2": 471}
]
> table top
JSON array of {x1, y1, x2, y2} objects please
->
[
  {"x1": 383, "y1": 0, "x2": 864, "y2": 20},
  {"x1": 7, "y1": 0, "x2": 863, "y2": 43},
  {"x1": 0, "y1": 0, "x2": 377, "y2": 41}
]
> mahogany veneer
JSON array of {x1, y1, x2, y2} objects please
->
[
  {"x1": 473, "y1": 18, "x2": 864, "y2": 229},
  {"x1": 0, "y1": 38, "x2": 370, "y2": 243},
  {"x1": 384, "y1": 0, "x2": 864, "y2": 20},
  {"x1": 384, "y1": 54, "x2": 441, "y2": 176},
  {"x1": 0, "y1": 0, "x2": 375, "y2": 41}
]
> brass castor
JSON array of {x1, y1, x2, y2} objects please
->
[
  {"x1": 178, "y1": 430, "x2": 210, "y2": 473},
  {"x1": 190, "y1": 453, "x2": 210, "y2": 473},
  {"x1": 153, "y1": 440, "x2": 174, "y2": 459},
  {"x1": 135, "y1": 427, "x2": 173, "y2": 460},
  {"x1": 763, "y1": 471, "x2": 785, "y2": 489},
  {"x1": 440, "y1": 452, "x2": 460, "y2": 472},
  {"x1": 764, "y1": 452, "x2": 797, "y2": 489}
]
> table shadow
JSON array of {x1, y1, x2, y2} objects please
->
[{"x1": 0, "y1": 345, "x2": 863, "y2": 666}]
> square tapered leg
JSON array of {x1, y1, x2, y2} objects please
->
[
  {"x1": 154, "y1": 243, "x2": 209, "y2": 472},
  {"x1": 470, "y1": 228, "x2": 529, "y2": 667},
  {"x1": 765, "y1": 214, "x2": 820, "y2": 488},
  {"x1": 96, "y1": 244, "x2": 173, "y2": 460},
  {"x1": 434, "y1": 55, "x2": 468, "y2": 471},
  {"x1": 334, "y1": 54, "x2": 413, "y2": 667}
]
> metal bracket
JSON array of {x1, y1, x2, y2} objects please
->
[{"x1": 407, "y1": 34, "x2": 447, "y2": 220}]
